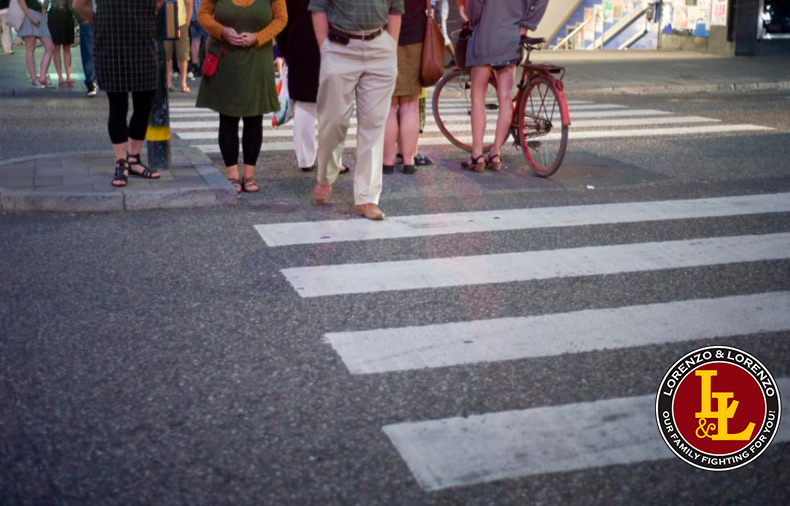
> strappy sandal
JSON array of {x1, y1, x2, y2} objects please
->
[
  {"x1": 227, "y1": 177, "x2": 241, "y2": 193},
  {"x1": 486, "y1": 153, "x2": 502, "y2": 172},
  {"x1": 126, "y1": 152, "x2": 160, "y2": 179},
  {"x1": 111, "y1": 158, "x2": 129, "y2": 187},
  {"x1": 461, "y1": 154, "x2": 486, "y2": 172},
  {"x1": 242, "y1": 177, "x2": 259, "y2": 193}
]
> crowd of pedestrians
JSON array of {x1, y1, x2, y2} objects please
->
[{"x1": 4, "y1": 0, "x2": 547, "y2": 221}]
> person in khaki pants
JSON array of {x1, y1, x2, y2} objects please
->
[{"x1": 309, "y1": 0, "x2": 403, "y2": 221}]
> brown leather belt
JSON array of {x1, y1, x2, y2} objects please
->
[{"x1": 329, "y1": 27, "x2": 383, "y2": 41}]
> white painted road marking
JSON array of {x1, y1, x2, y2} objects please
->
[
  {"x1": 327, "y1": 292, "x2": 790, "y2": 374},
  {"x1": 281, "y1": 233, "x2": 790, "y2": 297},
  {"x1": 176, "y1": 116, "x2": 722, "y2": 140},
  {"x1": 255, "y1": 192, "x2": 790, "y2": 246},
  {"x1": 383, "y1": 378, "x2": 790, "y2": 491}
]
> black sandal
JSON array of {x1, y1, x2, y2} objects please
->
[
  {"x1": 461, "y1": 154, "x2": 486, "y2": 172},
  {"x1": 486, "y1": 153, "x2": 502, "y2": 171},
  {"x1": 112, "y1": 158, "x2": 129, "y2": 187},
  {"x1": 126, "y1": 152, "x2": 160, "y2": 179}
]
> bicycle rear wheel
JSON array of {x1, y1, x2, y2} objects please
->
[
  {"x1": 431, "y1": 69, "x2": 499, "y2": 153},
  {"x1": 518, "y1": 76, "x2": 568, "y2": 177}
]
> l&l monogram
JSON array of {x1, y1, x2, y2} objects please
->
[{"x1": 694, "y1": 370, "x2": 756, "y2": 440}]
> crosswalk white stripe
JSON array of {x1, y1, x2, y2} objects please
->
[
  {"x1": 383, "y1": 378, "x2": 790, "y2": 491},
  {"x1": 434, "y1": 103, "x2": 627, "y2": 112},
  {"x1": 177, "y1": 116, "x2": 723, "y2": 141},
  {"x1": 567, "y1": 124, "x2": 774, "y2": 139},
  {"x1": 281, "y1": 233, "x2": 790, "y2": 297},
  {"x1": 166, "y1": 99, "x2": 596, "y2": 110},
  {"x1": 255, "y1": 192, "x2": 790, "y2": 246},
  {"x1": 565, "y1": 109, "x2": 671, "y2": 118},
  {"x1": 167, "y1": 102, "x2": 649, "y2": 119},
  {"x1": 326, "y1": 292, "x2": 790, "y2": 374},
  {"x1": 194, "y1": 123, "x2": 770, "y2": 152}
]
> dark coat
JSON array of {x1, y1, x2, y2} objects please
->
[{"x1": 276, "y1": 0, "x2": 320, "y2": 103}]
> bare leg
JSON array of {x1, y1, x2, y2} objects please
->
[
  {"x1": 383, "y1": 99, "x2": 399, "y2": 166},
  {"x1": 490, "y1": 65, "x2": 515, "y2": 156},
  {"x1": 127, "y1": 138, "x2": 144, "y2": 159},
  {"x1": 64, "y1": 45, "x2": 72, "y2": 83},
  {"x1": 397, "y1": 96, "x2": 420, "y2": 166},
  {"x1": 178, "y1": 59, "x2": 188, "y2": 90},
  {"x1": 24, "y1": 36, "x2": 37, "y2": 81},
  {"x1": 469, "y1": 65, "x2": 491, "y2": 158},
  {"x1": 38, "y1": 37, "x2": 55, "y2": 85},
  {"x1": 112, "y1": 142, "x2": 128, "y2": 162},
  {"x1": 53, "y1": 44, "x2": 63, "y2": 84}
]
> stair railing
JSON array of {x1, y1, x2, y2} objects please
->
[
  {"x1": 590, "y1": 3, "x2": 649, "y2": 50},
  {"x1": 552, "y1": 16, "x2": 593, "y2": 51}
]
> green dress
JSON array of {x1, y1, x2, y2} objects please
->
[{"x1": 196, "y1": 0, "x2": 279, "y2": 117}]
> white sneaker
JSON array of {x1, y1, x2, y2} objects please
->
[
  {"x1": 187, "y1": 70, "x2": 195, "y2": 81},
  {"x1": 86, "y1": 84, "x2": 97, "y2": 97},
  {"x1": 31, "y1": 80, "x2": 45, "y2": 89}
]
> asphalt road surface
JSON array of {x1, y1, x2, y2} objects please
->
[{"x1": 1, "y1": 89, "x2": 790, "y2": 505}]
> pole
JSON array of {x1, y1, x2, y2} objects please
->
[{"x1": 147, "y1": 30, "x2": 171, "y2": 170}]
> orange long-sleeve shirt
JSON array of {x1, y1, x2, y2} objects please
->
[{"x1": 198, "y1": 0, "x2": 287, "y2": 48}]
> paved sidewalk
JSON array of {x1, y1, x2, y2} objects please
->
[
  {"x1": 1, "y1": 46, "x2": 789, "y2": 213},
  {"x1": 533, "y1": 50, "x2": 790, "y2": 96},
  {"x1": 0, "y1": 148, "x2": 236, "y2": 212}
]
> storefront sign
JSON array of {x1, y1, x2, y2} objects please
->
[{"x1": 711, "y1": 0, "x2": 728, "y2": 26}]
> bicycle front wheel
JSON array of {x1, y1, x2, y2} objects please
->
[
  {"x1": 431, "y1": 69, "x2": 499, "y2": 153},
  {"x1": 518, "y1": 77, "x2": 569, "y2": 177}
]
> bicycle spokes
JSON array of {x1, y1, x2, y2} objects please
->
[{"x1": 518, "y1": 77, "x2": 568, "y2": 177}]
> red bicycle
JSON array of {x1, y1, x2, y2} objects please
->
[{"x1": 431, "y1": 37, "x2": 570, "y2": 177}]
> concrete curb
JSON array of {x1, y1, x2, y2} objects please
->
[
  {"x1": 0, "y1": 186, "x2": 237, "y2": 213},
  {"x1": 570, "y1": 80, "x2": 790, "y2": 96},
  {"x1": 0, "y1": 148, "x2": 238, "y2": 213}
]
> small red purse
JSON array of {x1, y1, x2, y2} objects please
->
[{"x1": 202, "y1": 46, "x2": 226, "y2": 77}]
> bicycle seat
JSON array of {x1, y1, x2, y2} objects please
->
[{"x1": 521, "y1": 36, "x2": 545, "y2": 45}]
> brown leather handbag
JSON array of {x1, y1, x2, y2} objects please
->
[{"x1": 420, "y1": 0, "x2": 445, "y2": 87}]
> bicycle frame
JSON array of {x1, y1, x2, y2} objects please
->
[{"x1": 516, "y1": 64, "x2": 571, "y2": 128}]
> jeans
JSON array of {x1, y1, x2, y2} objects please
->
[{"x1": 79, "y1": 22, "x2": 95, "y2": 87}]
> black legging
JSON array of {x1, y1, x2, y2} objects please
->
[
  {"x1": 106, "y1": 90, "x2": 157, "y2": 145},
  {"x1": 218, "y1": 114, "x2": 263, "y2": 167}
]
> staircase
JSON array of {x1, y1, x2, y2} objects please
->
[{"x1": 550, "y1": 0, "x2": 659, "y2": 51}]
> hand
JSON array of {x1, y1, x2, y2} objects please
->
[
  {"x1": 239, "y1": 32, "x2": 256, "y2": 47},
  {"x1": 30, "y1": 17, "x2": 41, "y2": 27},
  {"x1": 222, "y1": 27, "x2": 243, "y2": 45},
  {"x1": 428, "y1": 7, "x2": 434, "y2": 19}
]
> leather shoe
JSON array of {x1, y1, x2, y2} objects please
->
[
  {"x1": 354, "y1": 203, "x2": 385, "y2": 220},
  {"x1": 313, "y1": 183, "x2": 332, "y2": 204}
]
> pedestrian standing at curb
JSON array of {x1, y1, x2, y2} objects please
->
[
  {"x1": 17, "y1": 0, "x2": 56, "y2": 88},
  {"x1": 309, "y1": 0, "x2": 403, "y2": 221},
  {"x1": 196, "y1": 0, "x2": 287, "y2": 194},
  {"x1": 71, "y1": 0, "x2": 97, "y2": 97},
  {"x1": 164, "y1": 0, "x2": 193, "y2": 93},
  {"x1": 47, "y1": 0, "x2": 75, "y2": 87},
  {"x1": 462, "y1": 0, "x2": 547, "y2": 172},
  {"x1": 0, "y1": 0, "x2": 15, "y2": 55},
  {"x1": 73, "y1": 0, "x2": 164, "y2": 187},
  {"x1": 383, "y1": 0, "x2": 428, "y2": 176},
  {"x1": 275, "y1": 0, "x2": 350, "y2": 175},
  {"x1": 188, "y1": 0, "x2": 208, "y2": 80}
]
